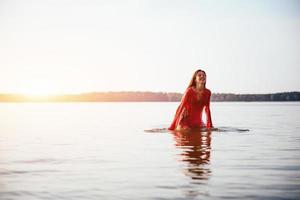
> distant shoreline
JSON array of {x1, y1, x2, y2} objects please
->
[{"x1": 0, "y1": 91, "x2": 299, "y2": 102}]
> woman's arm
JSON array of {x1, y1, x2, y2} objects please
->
[
  {"x1": 168, "y1": 88, "x2": 192, "y2": 130},
  {"x1": 205, "y1": 90, "x2": 213, "y2": 128},
  {"x1": 176, "y1": 89, "x2": 191, "y2": 127}
]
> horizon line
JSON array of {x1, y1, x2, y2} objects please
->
[{"x1": 0, "y1": 90, "x2": 299, "y2": 96}]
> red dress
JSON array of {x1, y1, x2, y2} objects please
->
[{"x1": 168, "y1": 87, "x2": 213, "y2": 130}]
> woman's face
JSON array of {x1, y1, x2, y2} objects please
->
[{"x1": 195, "y1": 71, "x2": 206, "y2": 84}]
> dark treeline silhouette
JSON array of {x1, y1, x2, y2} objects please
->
[
  {"x1": 0, "y1": 91, "x2": 299, "y2": 102},
  {"x1": 212, "y1": 92, "x2": 300, "y2": 101}
]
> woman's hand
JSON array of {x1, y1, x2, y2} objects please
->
[{"x1": 175, "y1": 124, "x2": 191, "y2": 132}]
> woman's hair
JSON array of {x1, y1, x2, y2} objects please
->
[{"x1": 187, "y1": 69, "x2": 206, "y2": 89}]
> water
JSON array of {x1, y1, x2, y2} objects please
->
[{"x1": 0, "y1": 102, "x2": 299, "y2": 200}]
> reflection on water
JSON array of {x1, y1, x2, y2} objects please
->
[
  {"x1": 170, "y1": 129, "x2": 212, "y2": 198},
  {"x1": 172, "y1": 130, "x2": 212, "y2": 182}
]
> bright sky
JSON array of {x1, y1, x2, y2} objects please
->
[{"x1": 0, "y1": 0, "x2": 299, "y2": 95}]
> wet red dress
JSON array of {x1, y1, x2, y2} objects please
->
[{"x1": 168, "y1": 87, "x2": 213, "y2": 130}]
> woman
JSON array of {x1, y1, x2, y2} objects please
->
[{"x1": 168, "y1": 69, "x2": 213, "y2": 131}]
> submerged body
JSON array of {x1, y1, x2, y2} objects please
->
[{"x1": 168, "y1": 86, "x2": 213, "y2": 131}]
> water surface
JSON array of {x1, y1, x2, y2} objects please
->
[{"x1": 0, "y1": 102, "x2": 299, "y2": 199}]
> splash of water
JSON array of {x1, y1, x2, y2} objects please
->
[{"x1": 144, "y1": 126, "x2": 250, "y2": 133}]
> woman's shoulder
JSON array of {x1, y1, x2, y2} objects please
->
[
  {"x1": 186, "y1": 87, "x2": 194, "y2": 94},
  {"x1": 205, "y1": 88, "x2": 211, "y2": 94},
  {"x1": 181, "y1": 87, "x2": 193, "y2": 98}
]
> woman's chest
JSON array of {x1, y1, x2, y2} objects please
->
[{"x1": 190, "y1": 90, "x2": 209, "y2": 105}]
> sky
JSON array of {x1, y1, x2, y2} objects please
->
[{"x1": 0, "y1": 0, "x2": 299, "y2": 95}]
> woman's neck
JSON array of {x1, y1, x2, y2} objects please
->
[{"x1": 195, "y1": 83, "x2": 205, "y2": 91}]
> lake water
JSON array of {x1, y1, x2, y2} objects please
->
[{"x1": 0, "y1": 102, "x2": 299, "y2": 200}]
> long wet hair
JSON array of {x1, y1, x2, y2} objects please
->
[{"x1": 187, "y1": 69, "x2": 206, "y2": 90}]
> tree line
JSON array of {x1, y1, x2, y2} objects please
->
[{"x1": 0, "y1": 91, "x2": 299, "y2": 102}]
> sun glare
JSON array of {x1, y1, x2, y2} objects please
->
[{"x1": 19, "y1": 82, "x2": 61, "y2": 97}]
